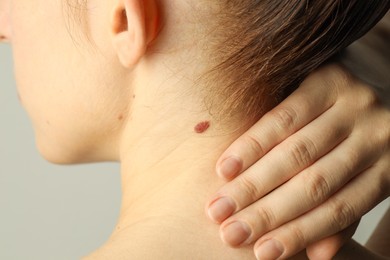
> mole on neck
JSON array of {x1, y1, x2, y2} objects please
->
[{"x1": 194, "y1": 121, "x2": 210, "y2": 134}]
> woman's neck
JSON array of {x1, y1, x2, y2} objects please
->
[
  {"x1": 82, "y1": 55, "x2": 278, "y2": 259},
  {"x1": 85, "y1": 113, "x2": 307, "y2": 259},
  {"x1": 83, "y1": 86, "x2": 260, "y2": 258},
  {"x1": 115, "y1": 58, "x2": 252, "y2": 232}
]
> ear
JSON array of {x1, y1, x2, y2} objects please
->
[
  {"x1": 111, "y1": 0, "x2": 160, "y2": 68},
  {"x1": 0, "y1": 2, "x2": 12, "y2": 43}
]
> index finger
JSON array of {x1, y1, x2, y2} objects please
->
[{"x1": 216, "y1": 67, "x2": 340, "y2": 180}]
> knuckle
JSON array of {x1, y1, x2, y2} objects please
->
[
  {"x1": 269, "y1": 106, "x2": 298, "y2": 133},
  {"x1": 286, "y1": 225, "x2": 306, "y2": 249},
  {"x1": 256, "y1": 206, "x2": 276, "y2": 230},
  {"x1": 329, "y1": 199, "x2": 356, "y2": 230},
  {"x1": 287, "y1": 137, "x2": 316, "y2": 168},
  {"x1": 328, "y1": 66, "x2": 354, "y2": 92},
  {"x1": 340, "y1": 146, "x2": 360, "y2": 173},
  {"x1": 337, "y1": 76, "x2": 379, "y2": 110},
  {"x1": 238, "y1": 176, "x2": 263, "y2": 202},
  {"x1": 304, "y1": 170, "x2": 331, "y2": 205},
  {"x1": 242, "y1": 134, "x2": 265, "y2": 157},
  {"x1": 357, "y1": 86, "x2": 380, "y2": 109}
]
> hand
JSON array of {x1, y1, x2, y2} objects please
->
[{"x1": 206, "y1": 64, "x2": 390, "y2": 259}]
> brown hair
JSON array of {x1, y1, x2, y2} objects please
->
[
  {"x1": 63, "y1": 0, "x2": 389, "y2": 122},
  {"x1": 201, "y1": 0, "x2": 390, "y2": 121}
]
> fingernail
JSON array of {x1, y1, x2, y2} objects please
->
[
  {"x1": 207, "y1": 197, "x2": 236, "y2": 223},
  {"x1": 255, "y1": 239, "x2": 284, "y2": 260},
  {"x1": 221, "y1": 221, "x2": 252, "y2": 246},
  {"x1": 217, "y1": 156, "x2": 243, "y2": 179}
]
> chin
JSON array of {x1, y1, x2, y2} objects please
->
[
  {"x1": 34, "y1": 135, "x2": 117, "y2": 165},
  {"x1": 35, "y1": 141, "x2": 86, "y2": 165}
]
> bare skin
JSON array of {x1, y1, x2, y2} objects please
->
[
  {"x1": 208, "y1": 13, "x2": 390, "y2": 258},
  {"x1": 1, "y1": 0, "x2": 389, "y2": 259}
]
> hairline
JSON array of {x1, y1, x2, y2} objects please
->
[{"x1": 62, "y1": 0, "x2": 96, "y2": 51}]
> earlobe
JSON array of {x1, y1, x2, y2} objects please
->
[
  {"x1": 111, "y1": 0, "x2": 160, "y2": 68},
  {"x1": 0, "y1": 7, "x2": 12, "y2": 43}
]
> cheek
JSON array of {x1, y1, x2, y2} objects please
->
[
  {"x1": 12, "y1": 16, "x2": 71, "y2": 142},
  {"x1": 15, "y1": 53, "x2": 129, "y2": 164},
  {"x1": 11, "y1": 1, "x2": 68, "y2": 107},
  {"x1": 10, "y1": 1, "x2": 131, "y2": 163}
]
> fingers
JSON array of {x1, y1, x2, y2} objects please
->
[
  {"x1": 306, "y1": 221, "x2": 360, "y2": 260},
  {"x1": 251, "y1": 162, "x2": 388, "y2": 260},
  {"x1": 216, "y1": 68, "x2": 339, "y2": 180},
  {"x1": 210, "y1": 65, "x2": 390, "y2": 260},
  {"x1": 208, "y1": 89, "x2": 390, "y2": 225},
  {"x1": 217, "y1": 132, "x2": 380, "y2": 247},
  {"x1": 217, "y1": 126, "x2": 388, "y2": 249},
  {"x1": 207, "y1": 103, "x2": 354, "y2": 223}
]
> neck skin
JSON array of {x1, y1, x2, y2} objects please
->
[
  {"x1": 83, "y1": 3, "x2": 275, "y2": 257},
  {"x1": 82, "y1": 48, "x2": 265, "y2": 258}
]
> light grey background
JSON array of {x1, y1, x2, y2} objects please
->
[{"x1": 1, "y1": 44, "x2": 389, "y2": 260}]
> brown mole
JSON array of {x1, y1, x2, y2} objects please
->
[{"x1": 194, "y1": 121, "x2": 210, "y2": 134}]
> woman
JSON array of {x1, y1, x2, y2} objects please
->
[{"x1": 0, "y1": 0, "x2": 389, "y2": 259}]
